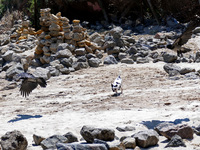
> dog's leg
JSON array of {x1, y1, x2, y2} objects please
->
[{"x1": 121, "y1": 86, "x2": 123, "y2": 94}]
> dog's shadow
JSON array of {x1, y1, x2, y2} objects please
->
[{"x1": 112, "y1": 92, "x2": 122, "y2": 97}]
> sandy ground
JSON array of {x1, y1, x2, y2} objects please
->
[{"x1": 1, "y1": 62, "x2": 200, "y2": 149}]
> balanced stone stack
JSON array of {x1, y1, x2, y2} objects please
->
[
  {"x1": 10, "y1": 17, "x2": 36, "y2": 43},
  {"x1": 62, "y1": 17, "x2": 72, "y2": 44},
  {"x1": 35, "y1": 8, "x2": 102, "y2": 65}
]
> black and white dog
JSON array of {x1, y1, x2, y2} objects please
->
[{"x1": 111, "y1": 76, "x2": 122, "y2": 95}]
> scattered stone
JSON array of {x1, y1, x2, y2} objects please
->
[
  {"x1": 116, "y1": 126, "x2": 136, "y2": 132},
  {"x1": 163, "y1": 63, "x2": 181, "y2": 76},
  {"x1": 121, "y1": 58, "x2": 134, "y2": 64},
  {"x1": 88, "y1": 57, "x2": 101, "y2": 67},
  {"x1": 75, "y1": 48, "x2": 86, "y2": 56},
  {"x1": 132, "y1": 129, "x2": 159, "y2": 148},
  {"x1": 179, "y1": 67, "x2": 195, "y2": 75},
  {"x1": 56, "y1": 142, "x2": 107, "y2": 150},
  {"x1": 107, "y1": 140, "x2": 125, "y2": 150},
  {"x1": 104, "y1": 55, "x2": 118, "y2": 65},
  {"x1": 0, "y1": 130, "x2": 28, "y2": 150},
  {"x1": 136, "y1": 57, "x2": 149, "y2": 64},
  {"x1": 63, "y1": 132, "x2": 78, "y2": 143},
  {"x1": 162, "y1": 52, "x2": 177, "y2": 63},
  {"x1": 33, "y1": 67, "x2": 51, "y2": 80},
  {"x1": 33, "y1": 134, "x2": 45, "y2": 145},
  {"x1": 6, "y1": 63, "x2": 24, "y2": 79},
  {"x1": 80, "y1": 125, "x2": 115, "y2": 143},
  {"x1": 155, "y1": 123, "x2": 193, "y2": 139},
  {"x1": 56, "y1": 49, "x2": 73, "y2": 58},
  {"x1": 165, "y1": 134, "x2": 186, "y2": 147},
  {"x1": 121, "y1": 137, "x2": 136, "y2": 149},
  {"x1": 40, "y1": 135, "x2": 68, "y2": 149}
]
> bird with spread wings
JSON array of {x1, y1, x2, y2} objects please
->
[{"x1": 16, "y1": 72, "x2": 47, "y2": 97}]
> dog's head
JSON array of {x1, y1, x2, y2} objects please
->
[{"x1": 111, "y1": 83, "x2": 118, "y2": 92}]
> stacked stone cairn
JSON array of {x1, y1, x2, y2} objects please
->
[
  {"x1": 35, "y1": 8, "x2": 101, "y2": 66},
  {"x1": 10, "y1": 17, "x2": 40, "y2": 43}
]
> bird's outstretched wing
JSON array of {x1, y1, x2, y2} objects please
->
[
  {"x1": 20, "y1": 78, "x2": 38, "y2": 97},
  {"x1": 168, "y1": 16, "x2": 200, "y2": 49},
  {"x1": 17, "y1": 72, "x2": 47, "y2": 97}
]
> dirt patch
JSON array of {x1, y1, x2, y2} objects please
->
[{"x1": 1, "y1": 62, "x2": 200, "y2": 149}]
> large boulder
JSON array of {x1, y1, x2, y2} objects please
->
[
  {"x1": 155, "y1": 122, "x2": 193, "y2": 139},
  {"x1": 132, "y1": 129, "x2": 159, "y2": 148},
  {"x1": 40, "y1": 135, "x2": 68, "y2": 149},
  {"x1": 163, "y1": 63, "x2": 181, "y2": 76},
  {"x1": 0, "y1": 130, "x2": 28, "y2": 150},
  {"x1": 80, "y1": 125, "x2": 115, "y2": 143}
]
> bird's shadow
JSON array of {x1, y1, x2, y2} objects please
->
[
  {"x1": 141, "y1": 118, "x2": 190, "y2": 129},
  {"x1": 112, "y1": 92, "x2": 122, "y2": 97},
  {"x1": 8, "y1": 114, "x2": 42, "y2": 123}
]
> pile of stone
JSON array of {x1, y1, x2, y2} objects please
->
[
  {"x1": 35, "y1": 8, "x2": 102, "y2": 66},
  {"x1": 9, "y1": 16, "x2": 40, "y2": 43},
  {"x1": 0, "y1": 122, "x2": 197, "y2": 150}
]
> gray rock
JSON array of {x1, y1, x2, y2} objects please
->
[
  {"x1": 33, "y1": 67, "x2": 51, "y2": 80},
  {"x1": 33, "y1": 134, "x2": 45, "y2": 145},
  {"x1": 155, "y1": 122, "x2": 176, "y2": 135},
  {"x1": 56, "y1": 49, "x2": 72, "y2": 58},
  {"x1": 163, "y1": 63, "x2": 181, "y2": 76},
  {"x1": 121, "y1": 58, "x2": 134, "y2": 64},
  {"x1": 60, "y1": 58, "x2": 73, "y2": 67},
  {"x1": 104, "y1": 55, "x2": 118, "y2": 65},
  {"x1": 165, "y1": 134, "x2": 186, "y2": 147},
  {"x1": 75, "y1": 48, "x2": 86, "y2": 56},
  {"x1": 132, "y1": 129, "x2": 159, "y2": 148},
  {"x1": 77, "y1": 56, "x2": 87, "y2": 62},
  {"x1": 40, "y1": 135, "x2": 68, "y2": 149},
  {"x1": 63, "y1": 132, "x2": 78, "y2": 143},
  {"x1": 6, "y1": 63, "x2": 24, "y2": 79},
  {"x1": 136, "y1": 57, "x2": 149, "y2": 64},
  {"x1": 155, "y1": 123, "x2": 193, "y2": 139},
  {"x1": 0, "y1": 130, "x2": 28, "y2": 150},
  {"x1": 57, "y1": 43, "x2": 70, "y2": 51},
  {"x1": 59, "y1": 67, "x2": 70, "y2": 75},
  {"x1": 56, "y1": 142, "x2": 107, "y2": 150},
  {"x1": 107, "y1": 46, "x2": 120, "y2": 55},
  {"x1": 2, "y1": 50, "x2": 13, "y2": 62},
  {"x1": 103, "y1": 41, "x2": 115, "y2": 49},
  {"x1": 72, "y1": 62, "x2": 89, "y2": 71},
  {"x1": 116, "y1": 126, "x2": 136, "y2": 132},
  {"x1": 118, "y1": 53, "x2": 127, "y2": 60},
  {"x1": 184, "y1": 72, "x2": 199, "y2": 80},
  {"x1": 80, "y1": 125, "x2": 115, "y2": 143},
  {"x1": 121, "y1": 137, "x2": 136, "y2": 149},
  {"x1": 86, "y1": 53, "x2": 96, "y2": 59},
  {"x1": 88, "y1": 58, "x2": 101, "y2": 67},
  {"x1": 48, "y1": 66, "x2": 60, "y2": 76},
  {"x1": 95, "y1": 50, "x2": 103, "y2": 59},
  {"x1": 128, "y1": 46, "x2": 138, "y2": 55},
  {"x1": 179, "y1": 67, "x2": 195, "y2": 75},
  {"x1": 162, "y1": 52, "x2": 177, "y2": 63},
  {"x1": 110, "y1": 26, "x2": 123, "y2": 39}
]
